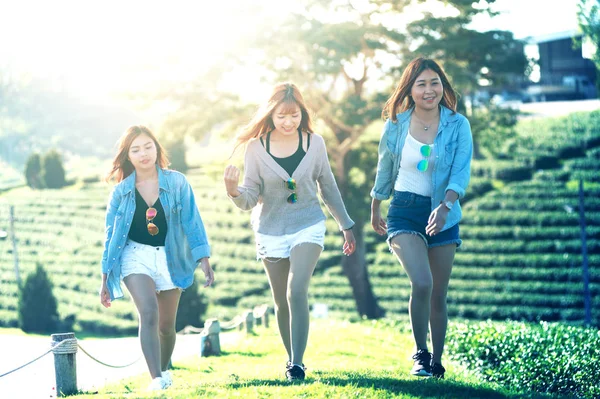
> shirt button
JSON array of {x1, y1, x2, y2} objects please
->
[{"x1": 118, "y1": 246, "x2": 121, "y2": 249}]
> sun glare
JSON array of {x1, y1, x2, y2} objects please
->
[{"x1": 1, "y1": 0, "x2": 292, "y2": 102}]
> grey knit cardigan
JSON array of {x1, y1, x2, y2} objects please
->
[{"x1": 230, "y1": 133, "x2": 355, "y2": 236}]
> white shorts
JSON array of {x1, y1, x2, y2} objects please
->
[
  {"x1": 120, "y1": 239, "x2": 178, "y2": 292},
  {"x1": 255, "y1": 221, "x2": 327, "y2": 260}
]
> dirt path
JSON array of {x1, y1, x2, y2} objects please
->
[{"x1": 0, "y1": 331, "x2": 240, "y2": 399}]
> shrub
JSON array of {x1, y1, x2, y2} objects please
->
[
  {"x1": 164, "y1": 137, "x2": 188, "y2": 174},
  {"x1": 24, "y1": 152, "x2": 44, "y2": 189},
  {"x1": 447, "y1": 320, "x2": 600, "y2": 399},
  {"x1": 18, "y1": 263, "x2": 60, "y2": 333},
  {"x1": 465, "y1": 178, "x2": 494, "y2": 202},
  {"x1": 42, "y1": 149, "x2": 66, "y2": 189}
]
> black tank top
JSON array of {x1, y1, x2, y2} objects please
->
[
  {"x1": 261, "y1": 129, "x2": 310, "y2": 176},
  {"x1": 128, "y1": 188, "x2": 167, "y2": 246}
]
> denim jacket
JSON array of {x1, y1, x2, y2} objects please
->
[
  {"x1": 101, "y1": 166, "x2": 211, "y2": 300},
  {"x1": 370, "y1": 105, "x2": 472, "y2": 231}
]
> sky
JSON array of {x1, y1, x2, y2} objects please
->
[
  {"x1": 471, "y1": 0, "x2": 580, "y2": 39},
  {"x1": 0, "y1": 0, "x2": 583, "y2": 104}
]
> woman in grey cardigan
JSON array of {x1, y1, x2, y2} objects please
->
[{"x1": 224, "y1": 83, "x2": 355, "y2": 381}]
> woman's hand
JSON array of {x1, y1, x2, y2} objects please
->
[
  {"x1": 197, "y1": 258, "x2": 215, "y2": 288},
  {"x1": 224, "y1": 165, "x2": 241, "y2": 198},
  {"x1": 426, "y1": 204, "x2": 449, "y2": 236},
  {"x1": 371, "y1": 210, "x2": 387, "y2": 236},
  {"x1": 99, "y1": 282, "x2": 111, "y2": 308},
  {"x1": 342, "y1": 229, "x2": 356, "y2": 256}
]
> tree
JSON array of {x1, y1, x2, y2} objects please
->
[
  {"x1": 578, "y1": 0, "x2": 600, "y2": 91},
  {"x1": 42, "y1": 149, "x2": 66, "y2": 189},
  {"x1": 164, "y1": 136, "x2": 189, "y2": 174},
  {"x1": 24, "y1": 152, "x2": 44, "y2": 189},
  {"x1": 165, "y1": 0, "x2": 527, "y2": 318},
  {"x1": 176, "y1": 272, "x2": 209, "y2": 331},
  {"x1": 18, "y1": 263, "x2": 59, "y2": 333},
  {"x1": 242, "y1": 0, "x2": 526, "y2": 318}
]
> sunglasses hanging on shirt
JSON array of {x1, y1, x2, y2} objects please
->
[
  {"x1": 284, "y1": 178, "x2": 298, "y2": 204},
  {"x1": 146, "y1": 207, "x2": 159, "y2": 236},
  {"x1": 416, "y1": 144, "x2": 432, "y2": 172}
]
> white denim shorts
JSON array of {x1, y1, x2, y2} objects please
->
[
  {"x1": 255, "y1": 220, "x2": 327, "y2": 260},
  {"x1": 120, "y1": 239, "x2": 178, "y2": 292}
]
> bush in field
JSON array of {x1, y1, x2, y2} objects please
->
[
  {"x1": 164, "y1": 137, "x2": 188, "y2": 174},
  {"x1": 24, "y1": 152, "x2": 44, "y2": 189},
  {"x1": 18, "y1": 263, "x2": 60, "y2": 333},
  {"x1": 470, "y1": 105, "x2": 519, "y2": 159},
  {"x1": 42, "y1": 149, "x2": 66, "y2": 189},
  {"x1": 447, "y1": 320, "x2": 600, "y2": 399},
  {"x1": 175, "y1": 272, "x2": 208, "y2": 331}
]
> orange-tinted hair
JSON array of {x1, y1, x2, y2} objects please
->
[
  {"x1": 232, "y1": 82, "x2": 314, "y2": 155},
  {"x1": 382, "y1": 57, "x2": 458, "y2": 122},
  {"x1": 105, "y1": 125, "x2": 170, "y2": 183}
]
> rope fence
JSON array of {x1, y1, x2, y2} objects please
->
[{"x1": 0, "y1": 304, "x2": 272, "y2": 397}]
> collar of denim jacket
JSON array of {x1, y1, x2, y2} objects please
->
[
  {"x1": 396, "y1": 104, "x2": 459, "y2": 127},
  {"x1": 121, "y1": 164, "x2": 170, "y2": 194}
]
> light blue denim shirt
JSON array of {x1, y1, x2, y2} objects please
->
[
  {"x1": 101, "y1": 166, "x2": 211, "y2": 300},
  {"x1": 370, "y1": 105, "x2": 473, "y2": 231}
]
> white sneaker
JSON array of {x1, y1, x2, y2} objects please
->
[
  {"x1": 147, "y1": 376, "x2": 169, "y2": 391},
  {"x1": 161, "y1": 370, "x2": 173, "y2": 387}
]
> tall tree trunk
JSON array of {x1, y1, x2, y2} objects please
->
[
  {"x1": 335, "y1": 153, "x2": 385, "y2": 319},
  {"x1": 340, "y1": 221, "x2": 385, "y2": 319}
]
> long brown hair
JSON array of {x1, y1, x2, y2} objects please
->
[
  {"x1": 232, "y1": 82, "x2": 314, "y2": 155},
  {"x1": 382, "y1": 57, "x2": 457, "y2": 122},
  {"x1": 105, "y1": 125, "x2": 170, "y2": 183}
]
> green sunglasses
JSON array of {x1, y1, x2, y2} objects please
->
[
  {"x1": 417, "y1": 144, "x2": 432, "y2": 172},
  {"x1": 285, "y1": 178, "x2": 298, "y2": 204}
]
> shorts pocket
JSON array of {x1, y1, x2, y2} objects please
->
[
  {"x1": 390, "y1": 194, "x2": 414, "y2": 209},
  {"x1": 122, "y1": 243, "x2": 141, "y2": 260}
]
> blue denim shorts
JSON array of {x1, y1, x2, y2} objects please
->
[{"x1": 387, "y1": 191, "x2": 462, "y2": 249}]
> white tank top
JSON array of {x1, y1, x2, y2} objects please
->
[{"x1": 394, "y1": 132, "x2": 435, "y2": 197}]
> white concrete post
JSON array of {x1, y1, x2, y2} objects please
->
[
  {"x1": 200, "y1": 319, "x2": 221, "y2": 356},
  {"x1": 243, "y1": 310, "x2": 254, "y2": 334},
  {"x1": 51, "y1": 333, "x2": 77, "y2": 397}
]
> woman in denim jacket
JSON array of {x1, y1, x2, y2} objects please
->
[
  {"x1": 370, "y1": 58, "x2": 472, "y2": 379},
  {"x1": 99, "y1": 126, "x2": 214, "y2": 391}
]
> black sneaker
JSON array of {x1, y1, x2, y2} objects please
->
[
  {"x1": 411, "y1": 349, "x2": 432, "y2": 377},
  {"x1": 431, "y1": 362, "x2": 445, "y2": 379},
  {"x1": 285, "y1": 363, "x2": 306, "y2": 381}
]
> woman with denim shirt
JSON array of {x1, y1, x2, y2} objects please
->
[
  {"x1": 370, "y1": 58, "x2": 472, "y2": 379},
  {"x1": 99, "y1": 126, "x2": 214, "y2": 391},
  {"x1": 224, "y1": 83, "x2": 356, "y2": 381}
]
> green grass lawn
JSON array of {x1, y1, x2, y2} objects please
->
[{"x1": 69, "y1": 319, "x2": 573, "y2": 399}]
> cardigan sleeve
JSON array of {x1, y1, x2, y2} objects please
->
[
  {"x1": 229, "y1": 143, "x2": 262, "y2": 211},
  {"x1": 315, "y1": 137, "x2": 355, "y2": 231}
]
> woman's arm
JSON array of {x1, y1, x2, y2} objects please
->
[
  {"x1": 101, "y1": 187, "x2": 121, "y2": 274},
  {"x1": 370, "y1": 198, "x2": 387, "y2": 235},
  {"x1": 316, "y1": 139, "x2": 354, "y2": 231},
  {"x1": 370, "y1": 119, "x2": 395, "y2": 201},
  {"x1": 180, "y1": 176, "x2": 211, "y2": 261},
  {"x1": 446, "y1": 117, "x2": 473, "y2": 199},
  {"x1": 226, "y1": 145, "x2": 262, "y2": 210}
]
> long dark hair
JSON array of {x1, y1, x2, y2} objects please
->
[
  {"x1": 382, "y1": 57, "x2": 457, "y2": 122},
  {"x1": 105, "y1": 125, "x2": 169, "y2": 182}
]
